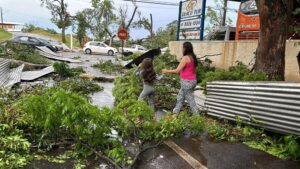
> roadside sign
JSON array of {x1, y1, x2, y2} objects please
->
[
  {"x1": 181, "y1": 0, "x2": 203, "y2": 19},
  {"x1": 177, "y1": 0, "x2": 207, "y2": 41},
  {"x1": 117, "y1": 28, "x2": 128, "y2": 41},
  {"x1": 180, "y1": 18, "x2": 201, "y2": 30},
  {"x1": 179, "y1": 30, "x2": 201, "y2": 40}
]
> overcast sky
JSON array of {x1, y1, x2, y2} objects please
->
[{"x1": 0, "y1": 0, "x2": 239, "y2": 39}]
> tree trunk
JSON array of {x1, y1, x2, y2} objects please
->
[
  {"x1": 254, "y1": 0, "x2": 293, "y2": 80},
  {"x1": 109, "y1": 35, "x2": 116, "y2": 46},
  {"x1": 62, "y1": 27, "x2": 66, "y2": 43}
]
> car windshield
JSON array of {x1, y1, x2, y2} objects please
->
[
  {"x1": 240, "y1": 0, "x2": 258, "y2": 15},
  {"x1": 99, "y1": 43, "x2": 106, "y2": 47},
  {"x1": 137, "y1": 45, "x2": 145, "y2": 50},
  {"x1": 29, "y1": 38, "x2": 40, "y2": 43},
  {"x1": 19, "y1": 37, "x2": 29, "y2": 41},
  {"x1": 39, "y1": 39, "x2": 50, "y2": 44}
]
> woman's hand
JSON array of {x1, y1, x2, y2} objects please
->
[{"x1": 162, "y1": 69, "x2": 168, "y2": 74}]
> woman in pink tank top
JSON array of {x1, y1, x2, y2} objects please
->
[{"x1": 162, "y1": 42, "x2": 199, "y2": 115}]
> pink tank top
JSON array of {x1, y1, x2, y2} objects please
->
[{"x1": 180, "y1": 57, "x2": 196, "y2": 80}]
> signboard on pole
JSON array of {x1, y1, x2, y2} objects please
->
[
  {"x1": 117, "y1": 28, "x2": 128, "y2": 41},
  {"x1": 176, "y1": 0, "x2": 207, "y2": 41}
]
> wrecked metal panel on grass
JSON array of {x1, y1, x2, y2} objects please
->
[
  {"x1": 36, "y1": 46, "x2": 81, "y2": 63},
  {"x1": 21, "y1": 66, "x2": 54, "y2": 81},
  {"x1": 205, "y1": 81, "x2": 300, "y2": 136},
  {"x1": 0, "y1": 58, "x2": 24, "y2": 89}
]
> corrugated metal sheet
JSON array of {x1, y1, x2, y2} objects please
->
[
  {"x1": 36, "y1": 46, "x2": 81, "y2": 63},
  {"x1": 205, "y1": 81, "x2": 300, "y2": 136},
  {"x1": 0, "y1": 58, "x2": 24, "y2": 89},
  {"x1": 21, "y1": 66, "x2": 54, "y2": 81},
  {"x1": 195, "y1": 89, "x2": 206, "y2": 110}
]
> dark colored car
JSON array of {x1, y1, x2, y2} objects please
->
[
  {"x1": 9, "y1": 36, "x2": 57, "y2": 52},
  {"x1": 38, "y1": 38, "x2": 59, "y2": 52}
]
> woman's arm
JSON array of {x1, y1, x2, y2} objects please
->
[
  {"x1": 133, "y1": 65, "x2": 141, "y2": 76},
  {"x1": 162, "y1": 56, "x2": 187, "y2": 74}
]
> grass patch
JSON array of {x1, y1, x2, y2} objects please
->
[
  {"x1": 93, "y1": 60, "x2": 124, "y2": 74},
  {"x1": 0, "y1": 28, "x2": 13, "y2": 42}
]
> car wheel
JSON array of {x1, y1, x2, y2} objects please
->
[
  {"x1": 108, "y1": 50, "x2": 114, "y2": 56},
  {"x1": 85, "y1": 48, "x2": 92, "y2": 54}
]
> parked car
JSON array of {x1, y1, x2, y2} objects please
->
[
  {"x1": 83, "y1": 41, "x2": 118, "y2": 56},
  {"x1": 9, "y1": 36, "x2": 57, "y2": 52},
  {"x1": 120, "y1": 45, "x2": 147, "y2": 54}
]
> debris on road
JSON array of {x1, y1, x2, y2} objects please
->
[
  {"x1": 21, "y1": 66, "x2": 54, "y2": 81},
  {"x1": 125, "y1": 48, "x2": 161, "y2": 68},
  {"x1": 37, "y1": 46, "x2": 81, "y2": 63},
  {"x1": 79, "y1": 73, "x2": 115, "y2": 82}
]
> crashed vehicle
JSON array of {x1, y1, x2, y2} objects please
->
[
  {"x1": 38, "y1": 38, "x2": 63, "y2": 52},
  {"x1": 8, "y1": 36, "x2": 57, "y2": 52}
]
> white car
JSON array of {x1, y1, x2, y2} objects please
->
[
  {"x1": 83, "y1": 41, "x2": 118, "y2": 56},
  {"x1": 120, "y1": 45, "x2": 147, "y2": 54}
]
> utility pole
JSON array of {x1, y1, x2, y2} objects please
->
[
  {"x1": 0, "y1": 7, "x2": 4, "y2": 29},
  {"x1": 222, "y1": 0, "x2": 228, "y2": 26}
]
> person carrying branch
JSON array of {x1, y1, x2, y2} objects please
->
[
  {"x1": 162, "y1": 42, "x2": 199, "y2": 116},
  {"x1": 133, "y1": 58, "x2": 162, "y2": 110}
]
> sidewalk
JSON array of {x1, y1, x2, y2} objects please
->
[{"x1": 137, "y1": 136, "x2": 300, "y2": 169}]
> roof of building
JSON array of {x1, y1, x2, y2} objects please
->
[{"x1": 0, "y1": 21, "x2": 23, "y2": 25}]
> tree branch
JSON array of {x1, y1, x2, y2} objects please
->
[
  {"x1": 67, "y1": 133, "x2": 122, "y2": 169},
  {"x1": 126, "y1": 6, "x2": 138, "y2": 30}
]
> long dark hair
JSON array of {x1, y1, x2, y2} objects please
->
[
  {"x1": 183, "y1": 42, "x2": 198, "y2": 67},
  {"x1": 141, "y1": 58, "x2": 156, "y2": 84}
]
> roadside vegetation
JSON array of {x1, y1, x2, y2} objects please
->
[
  {"x1": 53, "y1": 62, "x2": 85, "y2": 78},
  {"x1": 207, "y1": 117, "x2": 300, "y2": 161},
  {"x1": 0, "y1": 28, "x2": 13, "y2": 42},
  {"x1": 93, "y1": 60, "x2": 124, "y2": 74},
  {"x1": 1, "y1": 43, "x2": 50, "y2": 65}
]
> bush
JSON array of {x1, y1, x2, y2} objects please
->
[
  {"x1": 92, "y1": 60, "x2": 123, "y2": 73},
  {"x1": 17, "y1": 88, "x2": 111, "y2": 146},
  {"x1": 21, "y1": 24, "x2": 37, "y2": 32},
  {"x1": 46, "y1": 28, "x2": 57, "y2": 34},
  {"x1": 113, "y1": 69, "x2": 142, "y2": 104},
  {"x1": 53, "y1": 62, "x2": 85, "y2": 78},
  {"x1": 59, "y1": 78, "x2": 103, "y2": 95},
  {"x1": 0, "y1": 124, "x2": 31, "y2": 169},
  {"x1": 4, "y1": 43, "x2": 50, "y2": 64},
  {"x1": 201, "y1": 62, "x2": 268, "y2": 92}
]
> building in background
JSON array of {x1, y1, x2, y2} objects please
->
[{"x1": 0, "y1": 21, "x2": 23, "y2": 32}]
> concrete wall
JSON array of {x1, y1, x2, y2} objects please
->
[{"x1": 169, "y1": 40, "x2": 300, "y2": 82}]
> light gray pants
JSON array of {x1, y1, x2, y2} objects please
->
[
  {"x1": 173, "y1": 79, "x2": 199, "y2": 115},
  {"x1": 138, "y1": 84, "x2": 155, "y2": 109}
]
